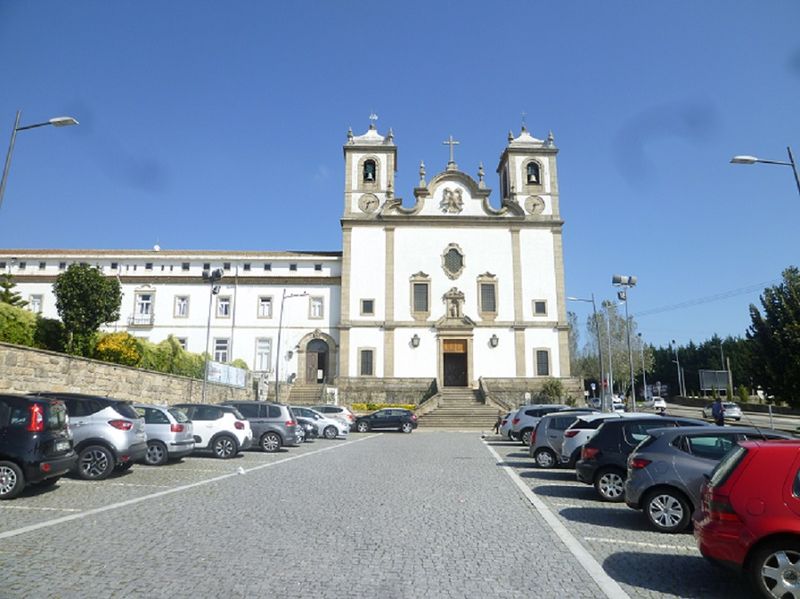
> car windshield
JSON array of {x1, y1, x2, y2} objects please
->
[{"x1": 169, "y1": 408, "x2": 189, "y2": 423}]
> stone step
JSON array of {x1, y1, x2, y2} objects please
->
[{"x1": 288, "y1": 385, "x2": 325, "y2": 405}]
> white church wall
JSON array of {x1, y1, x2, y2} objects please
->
[
  {"x1": 472, "y1": 328, "x2": 517, "y2": 378},
  {"x1": 349, "y1": 227, "x2": 386, "y2": 320},
  {"x1": 393, "y1": 327, "x2": 437, "y2": 378},
  {"x1": 347, "y1": 327, "x2": 384, "y2": 378},
  {"x1": 524, "y1": 328, "x2": 562, "y2": 378},
  {"x1": 518, "y1": 230, "x2": 558, "y2": 320}
]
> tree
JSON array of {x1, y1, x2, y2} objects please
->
[
  {"x1": 747, "y1": 267, "x2": 800, "y2": 405},
  {"x1": 53, "y1": 264, "x2": 122, "y2": 356},
  {"x1": 567, "y1": 310, "x2": 581, "y2": 376},
  {"x1": 0, "y1": 274, "x2": 27, "y2": 308}
]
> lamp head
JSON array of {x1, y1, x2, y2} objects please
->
[
  {"x1": 730, "y1": 155, "x2": 758, "y2": 165},
  {"x1": 49, "y1": 116, "x2": 79, "y2": 127},
  {"x1": 489, "y1": 334, "x2": 499, "y2": 348},
  {"x1": 612, "y1": 274, "x2": 637, "y2": 287}
]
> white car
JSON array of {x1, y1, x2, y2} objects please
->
[
  {"x1": 500, "y1": 410, "x2": 517, "y2": 440},
  {"x1": 312, "y1": 405, "x2": 356, "y2": 430},
  {"x1": 701, "y1": 401, "x2": 743, "y2": 421},
  {"x1": 173, "y1": 404, "x2": 252, "y2": 458},
  {"x1": 560, "y1": 411, "x2": 656, "y2": 467},
  {"x1": 291, "y1": 406, "x2": 350, "y2": 439}
]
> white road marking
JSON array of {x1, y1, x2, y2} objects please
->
[
  {"x1": 0, "y1": 505, "x2": 81, "y2": 512},
  {"x1": 485, "y1": 442, "x2": 631, "y2": 599},
  {"x1": 584, "y1": 536, "x2": 700, "y2": 552},
  {"x1": 0, "y1": 434, "x2": 380, "y2": 541}
]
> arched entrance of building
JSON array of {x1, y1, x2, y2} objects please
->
[{"x1": 305, "y1": 339, "x2": 328, "y2": 384}]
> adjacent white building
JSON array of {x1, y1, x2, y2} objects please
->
[{"x1": 2, "y1": 122, "x2": 574, "y2": 400}]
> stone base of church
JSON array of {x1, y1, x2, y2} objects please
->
[
  {"x1": 335, "y1": 377, "x2": 437, "y2": 406},
  {"x1": 481, "y1": 377, "x2": 584, "y2": 411}
]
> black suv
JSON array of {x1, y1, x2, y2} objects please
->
[
  {"x1": 221, "y1": 401, "x2": 299, "y2": 452},
  {"x1": 355, "y1": 408, "x2": 418, "y2": 433},
  {"x1": 0, "y1": 393, "x2": 77, "y2": 499},
  {"x1": 576, "y1": 415, "x2": 707, "y2": 502}
]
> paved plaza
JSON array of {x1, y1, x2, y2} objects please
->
[{"x1": 0, "y1": 431, "x2": 750, "y2": 598}]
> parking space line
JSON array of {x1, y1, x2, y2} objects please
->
[
  {"x1": 0, "y1": 505, "x2": 81, "y2": 512},
  {"x1": 584, "y1": 536, "x2": 699, "y2": 552},
  {"x1": 0, "y1": 434, "x2": 380, "y2": 541},
  {"x1": 484, "y1": 442, "x2": 630, "y2": 599}
]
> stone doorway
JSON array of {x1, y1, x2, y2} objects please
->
[
  {"x1": 305, "y1": 339, "x2": 328, "y2": 384},
  {"x1": 442, "y1": 339, "x2": 468, "y2": 387}
]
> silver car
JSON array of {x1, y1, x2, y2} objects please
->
[
  {"x1": 529, "y1": 410, "x2": 596, "y2": 468},
  {"x1": 134, "y1": 404, "x2": 195, "y2": 466},
  {"x1": 624, "y1": 425, "x2": 790, "y2": 533},
  {"x1": 700, "y1": 401, "x2": 743, "y2": 421},
  {"x1": 291, "y1": 406, "x2": 349, "y2": 439}
]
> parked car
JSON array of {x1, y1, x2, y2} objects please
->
[
  {"x1": 354, "y1": 408, "x2": 417, "y2": 433},
  {"x1": 500, "y1": 410, "x2": 516, "y2": 440},
  {"x1": 561, "y1": 412, "x2": 657, "y2": 468},
  {"x1": 312, "y1": 404, "x2": 356, "y2": 429},
  {"x1": 174, "y1": 403, "x2": 252, "y2": 458},
  {"x1": 694, "y1": 439, "x2": 800, "y2": 597},
  {"x1": 296, "y1": 417, "x2": 318, "y2": 442},
  {"x1": 292, "y1": 406, "x2": 349, "y2": 439},
  {"x1": 529, "y1": 409, "x2": 596, "y2": 468},
  {"x1": 0, "y1": 393, "x2": 77, "y2": 499},
  {"x1": 575, "y1": 415, "x2": 708, "y2": 501},
  {"x1": 625, "y1": 426, "x2": 791, "y2": 533},
  {"x1": 33, "y1": 392, "x2": 147, "y2": 480},
  {"x1": 133, "y1": 404, "x2": 195, "y2": 466},
  {"x1": 612, "y1": 396, "x2": 626, "y2": 412},
  {"x1": 220, "y1": 401, "x2": 297, "y2": 452},
  {"x1": 510, "y1": 404, "x2": 569, "y2": 445},
  {"x1": 701, "y1": 401, "x2": 743, "y2": 421}
]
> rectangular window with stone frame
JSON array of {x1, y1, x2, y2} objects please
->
[
  {"x1": 359, "y1": 349, "x2": 374, "y2": 376},
  {"x1": 532, "y1": 300, "x2": 547, "y2": 316},
  {"x1": 257, "y1": 296, "x2": 273, "y2": 318},
  {"x1": 478, "y1": 275, "x2": 498, "y2": 321},
  {"x1": 28, "y1": 295, "x2": 43, "y2": 314},
  {"x1": 255, "y1": 338, "x2": 272, "y2": 372},
  {"x1": 410, "y1": 275, "x2": 430, "y2": 320},
  {"x1": 535, "y1": 349, "x2": 550, "y2": 376},
  {"x1": 174, "y1": 295, "x2": 189, "y2": 318},
  {"x1": 216, "y1": 296, "x2": 231, "y2": 318},
  {"x1": 360, "y1": 299, "x2": 375, "y2": 316},
  {"x1": 309, "y1": 297, "x2": 324, "y2": 319},
  {"x1": 214, "y1": 338, "x2": 230, "y2": 363}
]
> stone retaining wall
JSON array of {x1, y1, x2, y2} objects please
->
[
  {"x1": 335, "y1": 377, "x2": 437, "y2": 406},
  {"x1": 482, "y1": 377, "x2": 584, "y2": 410},
  {"x1": 0, "y1": 342, "x2": 254, "y2": 405}
]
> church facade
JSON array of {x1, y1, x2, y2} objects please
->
[{"x1": 1, "y1": 122, "x2": 574, "y2": 402}]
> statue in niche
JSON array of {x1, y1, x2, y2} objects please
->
[
  {"x1": 441, "y1": 187, "x2": 463, "y2": 213},
  {"x1": 443, "y1": 287, "x2": 464, "y2": 318}
]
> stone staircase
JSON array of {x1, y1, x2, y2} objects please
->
[
  {"x1": 417, "y1": 388, "x2": 500, "y2": 430},
  {"x1": 287, "y1": 384, "x2": 325, "y2": 406}
]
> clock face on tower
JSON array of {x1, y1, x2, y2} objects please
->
[{"x1": 358, "y1": 194, "x2": 379, "y2": 213}]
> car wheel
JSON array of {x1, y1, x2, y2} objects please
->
[
  {"x1": 521, "y1": 429, "x2": 533, "y2": 446},
  {"x1": 357, "y1": 421, "x2": 370, "y2": 433},
  {"x1": 534, "y1": 448, "x2": 557, "y2": 469},
  {"x1": 323, "y1": 425, "x2": 338, "y2": 440},
  {"x1": 401, "y1": 422, "x2": 414, "y2": 434},
  {"x1": 594, "y1": 468, "x2": 626, "y2": 502},
  {"x1": 260, "y1": 432, "x2": 281, "y2": 453},
  {"x1": 212, "y1": 435, "x2": 237, "y2": 459},
  {"x1": 145, "y1": 441, "x2": 169, "y2": 466},
  {"x1": 644, "y1": 489, "x2": 691, "y2": 533},
  {"x1": 748, "y1": 539, "x2": 800, "y2": 598},
  {"x1": 78, "y1": 445, "x2": 114, "y2": 480},
  {"x1": 0, "y1": 461, "x2": 25, "y2": 500}
]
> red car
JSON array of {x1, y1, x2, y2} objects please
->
[{"x1": 694, "y1": 439, "x2": 800, "y2": 598}]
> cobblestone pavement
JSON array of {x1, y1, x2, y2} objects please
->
[
  {"x1": 0, "y1": 432, "x2": 747, "y2": 598},
  {"x1": 490, "y1": 437, "x2": 752, "y2": 599}
]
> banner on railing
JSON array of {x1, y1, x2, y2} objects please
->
[{"x1": 206, "y1": 361, "x2": 247, "y2": 388}]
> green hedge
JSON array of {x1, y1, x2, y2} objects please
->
[{"x1": 0, "y1": 303, "x2": 36, "y2": 346}]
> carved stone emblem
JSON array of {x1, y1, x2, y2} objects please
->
[
  {"x1": 440, "y1": 187, "x2": 463, "y2": 214},
  {"x1": 443, "y1": 287, "x2": 465, "y2": 318},
  {"x1": 525, "y1": 195, "x2": 545, "y2": 215}
]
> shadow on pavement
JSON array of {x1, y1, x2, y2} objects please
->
[
  {"x1": 558, "y1": 506, "x2": 652, "y2": 531},
  {"x1": 519, "y1": 470, "x2": 576, "y2": 482},
  {"x1": 602, "y1": 552, "x2": 750, "y2": 598},
  {"x1": 532, "y1": 484, "x2": 597, "y2": 501}
]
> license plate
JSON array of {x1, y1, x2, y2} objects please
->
[{"x1": 55, "y1": 440, "x2": 70, "y2": 452}]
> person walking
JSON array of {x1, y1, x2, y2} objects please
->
[
  {"x1": 711, "y1": 397, "x2": 725, "y2": 426},
  {"x1": 493, "y1": 411, "x2": 503, "y2": 434}
]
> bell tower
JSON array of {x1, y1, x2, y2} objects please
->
[
  {"x1": 342, "y1": 115, "x2": 397, "y2": 218},
  {"x1": 496, "y1": 125, "x2": 559, "y2": 218}
]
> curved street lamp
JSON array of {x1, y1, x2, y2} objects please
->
[
  {"x1": 731, "y1": 147, "x2": 800, "y2": 198},
  {"x1": 0, "y1": 110, "x2": 80, "y2": 212}
]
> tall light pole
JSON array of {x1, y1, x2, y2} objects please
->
[
  {"x1": 1, "y1": 110, "x2": 79, "y2": 212},
  {"x1": 731, "y1": 147, "x2": 800, "y2": 198},
  {"x1": 637, "y1": 332, "x2": 648, "y2": 402},
  {"x1": 671, "y1": 339, "x2": 685, "y2": 397},
  {"x1": 567, "y1": 294, "x2": 606, "y2": 410},
  {"x1": 201, "y1": 268, "x2": 223, "y2": 403},
  {"x1": 612, "y1": 274, "x2": 637, "y2": 411},
  {"x1": 274, "y1": 289, "x2": 308, "y2": 403}
]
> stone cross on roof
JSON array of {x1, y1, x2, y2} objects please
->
[{"x1": 442, "y1": 135, "x2": 460, "y2": 170}]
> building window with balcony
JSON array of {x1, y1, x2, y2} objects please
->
[
  {"x1": 257, "y1": 296, "x2": 273, "y2": 318},
  {"x1": 29, "y1": 295, "x2": 43, "y2": 314},
  {"x1": 255, "y1": 338, "x2": 272, "y2": 372},
  {"x1": 214, "y1": 338, "x2": 230, "y2": 363},
  {"x1": 132, "y1": 292, "x2": 154, "y2": 326},
  {"x1": 174, "y1": 295, "x2": 189, "y2": 318},
  {"x1": 216, "y1": 296, "x2": 231, "y2": 318},
  {"x1": 309, "y1": 297, "x2": 324, "y2": 319}
]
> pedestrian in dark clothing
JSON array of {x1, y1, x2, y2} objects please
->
[
  {"x1": 711, "y1": 398, "x2": 725, "y2": 426},
  {"x1": 493, "y1": 411, "x2": 503, "y2": 434}
]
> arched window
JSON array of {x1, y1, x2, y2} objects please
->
[
  {"x1": 526, "y1": 162, "x2": 540, "y2": 185},
  {"x1": 363, "y1": 159, "x2": 376, "y2": 182}
]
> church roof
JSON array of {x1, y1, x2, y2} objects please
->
[
  {"x1": 508, "y1": 125, "x2": 545, "y2": 146},
  {"x1": 347, "y1": 122, "x2": 395, "y2": 147}
]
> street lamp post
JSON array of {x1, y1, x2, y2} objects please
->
[
  {"x1": 0, "y1": 110, "x2": 79, "y2": 212},
  {"x1": 637, "y1": 332, "x2": 648, "y2": 401},
  {"x1": 201, "y1": 268, "x2": 223, "y2": 403},
  {"x1": 671, "y1": 339, "x2": 685, "y2": 397},
  {"x1": 274, "y1": 289, "x2": 308, "y2": 402},
  {"x1": 612, "y1": 274, "x2": 638, "y2": 411},
  {"x1": 731, "y1": 147, "x2": 800, "y2": 198},
  {"x1": 567, "y1": 294, "x2": 606, "y2": 410}
]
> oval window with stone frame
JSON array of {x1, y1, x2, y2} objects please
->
[{"x1": 442, "y1": 245, "x2": 465, "y2": 280}]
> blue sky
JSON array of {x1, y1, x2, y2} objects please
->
[{"x1": 0, "y1": 1, "x2": 798, "y2": 349}]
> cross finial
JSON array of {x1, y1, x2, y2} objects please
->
[
  {"x1": 369, "y1": 112, "x2": 378, "y2": 129},
  {"x1": 442, "y1": 134, "x2": 460, "y2": 169},
  {"x1": 521, "y1": 111, "x2": 527, "y2": 132}
]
